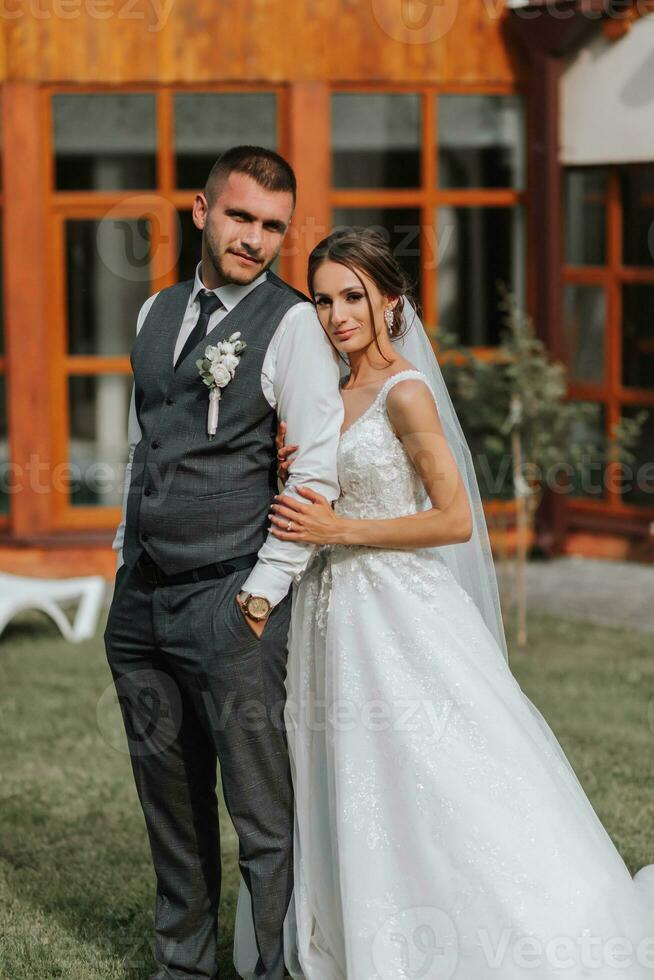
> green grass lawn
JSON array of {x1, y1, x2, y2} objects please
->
[{"x1": 1, "y1": 606, "x2": 653, "y2": 980}]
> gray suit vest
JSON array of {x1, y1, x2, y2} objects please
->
[{"x1": 123, "y1": 272, "x2": 306, "y2": 573}]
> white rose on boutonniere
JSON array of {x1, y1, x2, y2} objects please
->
[
  {"x1": 210, "y1": 363, "x2": 232, "y2": 387},
  {"x1": 196, "y1": 331, "x2": 247, "y2": 439}
]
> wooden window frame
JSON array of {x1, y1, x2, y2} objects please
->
[
  {"x1": 328, "y1": 82, "x2": 529, "y2": 340},
  {"x1": 564, "y1": 165, "x2": 654, "y2": 523}
]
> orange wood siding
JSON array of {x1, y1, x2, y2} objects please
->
[{"x1": 1, "y1": 1, "x2": 524, "y2": 85}]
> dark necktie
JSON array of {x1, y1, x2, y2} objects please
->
[{"x1": 174, "y1": 290, "x2": 223, "y2": 371}]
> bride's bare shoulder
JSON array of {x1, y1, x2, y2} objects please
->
[{"x1": 385, "y1": 372, "x2": 439, "y2": 432}]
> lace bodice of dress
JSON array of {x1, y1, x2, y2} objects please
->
[{"x1": 335, "y1": 369, "x2": 431, "y2": 521}]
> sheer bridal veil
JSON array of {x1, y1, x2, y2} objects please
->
[{"x1": 393, "y1": 298, "x2": 509, "y2": 663}]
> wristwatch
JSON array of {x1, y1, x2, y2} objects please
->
[{"x1": 238, "y1": 591, "x2": 272, "y2": 622}]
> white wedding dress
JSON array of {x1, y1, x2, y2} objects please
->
[{"x1": 277, "y1": 369, "x2": 654, "y2": 980}]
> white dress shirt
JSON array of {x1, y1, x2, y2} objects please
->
[{"x1": 111, "y1": 263, "x2": 344, "y2": 607}]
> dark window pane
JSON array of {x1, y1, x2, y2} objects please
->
[
  {"x1": 621, "y1": 407, "x2": 654, "y2": 507},
  {"x1": 68, "y1": 375, "x2": 132, "y2": 508},
  {"x1": 622, "y1": 165, "x2": 654, "y2": 267},
  {"x1": 438, "y1": 94, "x2": 525, "y2": 190},
  {"x1": 332, "y1": 209, "x2": 421, "y2": 294},
  {"x1": 0, "y1": 375, "x2": 7, "y2": 516},
  {"x1": 563, "y1": 284, "x2": 605, "y2": 384},
  {"x1": 332, "y1": 94, "x2": 421, "y2": 189},
  {"x1": 564, "y1": 168, "x2": 607, "y2": 266},
  {"x1": 174, "y1": 93, "x2": 277, "y2": 190},
  {"x1": 53, "y1": 94, "x2": 156, "y2": 191},
  {"x1": 437, "y1": 206, "x2": 525, "y2": 346},
  {"x1": 622, "y1": 284, "x2": 654, "y2": 389},
  {"x1": 66, "y1": 219, "x2": 152, "y2": 355},
  {"x1": 569, "y1": 402, "x2": 607, "y2": 501}
]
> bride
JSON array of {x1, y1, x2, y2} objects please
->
[{"x1": 237, "y1": 228, "x2": 654, "y2": 980}]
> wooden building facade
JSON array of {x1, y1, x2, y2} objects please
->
[{"x1": 0, "y1": 0, "x2": 652, "y2": 576}]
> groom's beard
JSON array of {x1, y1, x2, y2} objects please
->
[{"x1": 204, "y1": 228, "x2": 278, "y2": 286}]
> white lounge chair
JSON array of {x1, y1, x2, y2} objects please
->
[{"x1": 0, "y1": 571, "x2": 108, "y2": 643}]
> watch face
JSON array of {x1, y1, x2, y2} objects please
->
[{"x1": 247, "y1": 596, "x2": 270, "y2": 620}]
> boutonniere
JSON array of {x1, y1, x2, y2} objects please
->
[{"x1": 196, "y1": 332, "x2": 247, "y2": 439}]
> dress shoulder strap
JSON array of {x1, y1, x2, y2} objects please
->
[{"x1": 378, "y1": 368, "x2": 429, "y2": 406}]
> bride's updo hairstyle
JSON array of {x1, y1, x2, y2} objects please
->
[{"x1": 307, "y1": 227, "x2": 416, "y2": 361}]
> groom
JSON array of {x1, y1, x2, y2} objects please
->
[{"x1": 104, "y1": 146, "x2": 343, "y2": 980}]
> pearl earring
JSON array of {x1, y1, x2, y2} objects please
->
[{"x1": 384, "y1": 308, "x2": 394, "y2": 333}]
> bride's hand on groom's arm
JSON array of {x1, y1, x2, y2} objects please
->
[
  {"x1": 275, "y1": 420, "x2": 298, "y2": 487},
  {"x1": 269, "y1": 487, "x2": 351, "y2": 545}
]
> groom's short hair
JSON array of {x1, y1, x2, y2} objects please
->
[{"x1": 205, "y1": 146, "x2": 297, "y2": 205}]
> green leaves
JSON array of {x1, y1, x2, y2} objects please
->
[
  {"x1": 439, "y1": 282, "x2": 649, "y2": 500},
  {"x1": 196, "y1": 358, "x2": 215, "y2": 388}
]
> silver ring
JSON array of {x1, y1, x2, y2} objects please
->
[{"x1": 287, "y1": 521, "x2": 294, "y2": 531}]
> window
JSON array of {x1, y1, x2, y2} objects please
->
[
  {"x1": 563, "y1": 284, "x2": 605, "y2": 385},
  {"x1": 330, "y1": 90, "x2": 526, "y2": 347},
  {"x1": 438, "y1": 94, "x2": 525, "y2": 190},
  {"x1": 64, "y1": 217, "x2": 152, "y2": 509},
  {"x1": 332, "y1": 93, "x2": 421, "y2": 189},
  {"x1": 437, "y1": 205, "x2": 525, "y2": 346},
  {"x1": 66, "y1": 218, "x2": 153, "y2": 356},
  {"x1": 53, "y1": 93, "x2": 157, "y2": 191},
  {"x1": 622, "y1": 284, "x2": 654, "y2": 389},
  {"x1": 564, "y1": 169, "x2": 607, "y2": 266},
  {"x1": 563, "y1": 165, "x2": 654, "y2": 518}
]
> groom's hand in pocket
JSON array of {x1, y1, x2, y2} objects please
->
[{"x1": 235, "y1": 593, "x2": 269, "y2": 639}]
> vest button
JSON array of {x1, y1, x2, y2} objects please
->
[
  {"x1": 165, "y1": 397, "x2": 174, "y2": 405},
  {"x1": 141, "y1": 533, "x2": 149, "y2": 542},
  {"x1": 144, "y1": 488, "x2": 152, "y2": 496},
  {"x1": 151, "y1": 440, "x2": 160, "y2": 449}
]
